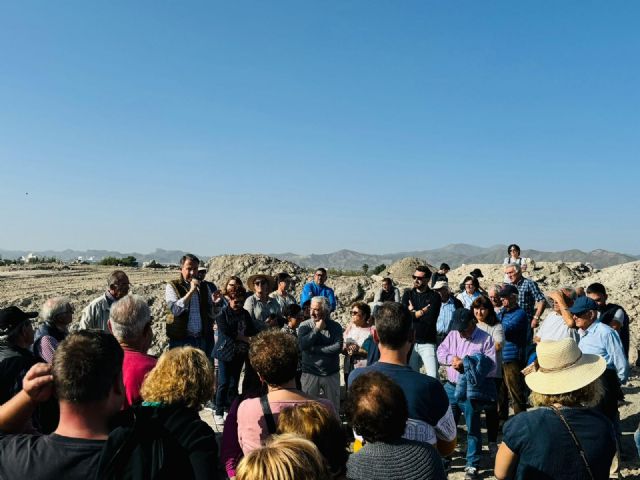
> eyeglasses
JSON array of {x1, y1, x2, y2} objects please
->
[
  {"x1": 464, "y1": 283, "x2": 474, "y2": 287},
  {"x1": 509, "y1": 249, "x2": 518, "y2": 252},
  {"x1": 412, "y1": 275, "x2": 426, "y2": 280},
  {"x1": 351, "y1": 311, "x2": 360, "y2": 315},
  {"x1": 254, "y1": 280, "x2": 267, "y2": 286}
]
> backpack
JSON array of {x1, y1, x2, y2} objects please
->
[{"x1": 97, "y1": 407, "x2": 193, "y2": 480}]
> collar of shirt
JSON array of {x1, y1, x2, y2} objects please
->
[{"x1": 580, "y1": 319, "x2": 601, "y2": 336}]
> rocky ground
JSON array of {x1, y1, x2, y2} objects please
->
[{"x1": 1, "y1": 256, "x2": 639, "y2": 477}]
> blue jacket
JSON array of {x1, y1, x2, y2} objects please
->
[
  {"x1": 455, "y1": 353, "x2": 496, "y2": 402},
  {"x1": 300, "y1": 282, "x2": 337, "y2": 312},
  {"x1": 499, "y1": 306, "x2": 528, "y2": 363}
]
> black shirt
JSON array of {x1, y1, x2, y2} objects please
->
[
  {"x1": 0, "y1": 433, "x2": 105, "y2": 480},
  {"x1": 401, "y1": 289, "x2": 442, "y2": 344}
]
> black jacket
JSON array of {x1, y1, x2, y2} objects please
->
[
  {"x1": 0, "y1": 341, "x2": 36, "y2": 404},
  {"x1": 99, "y1": 404, "x2": 221, "y2": 480},
  {"x1": 401, "y1": 289, "x2": 442, "y2": 344},
  {"x1": 212, "y1": 305, "x2": 256, "y2": 362}
]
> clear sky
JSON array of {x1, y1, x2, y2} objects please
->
[{"x1": 1, "y1": 1, "x2": 638, "y2": 256}]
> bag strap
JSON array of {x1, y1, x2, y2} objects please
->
[
  {"x1": 260, "y1": 395, "x2": 277, "y2": 434},
  {"x1": 549, "y1": 406, "x2": 594, "y2": 480}
]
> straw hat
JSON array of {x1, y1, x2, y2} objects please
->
[
  {"x1": 524, "y1": 338, "x2": 606, "y2": 395},
  {"x1": 246, "y1": 274, "x2": 276, "y2": 293}
]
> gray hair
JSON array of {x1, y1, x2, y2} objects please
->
[
  {"x1": 40, "y1": 297, "x2": 72, "y2": 323},
  {"x1": 109, "y1": 294, "x2": 151, "y2": 342},
  {"x1": 487, "y1": 284, "x2": 503, "y2": 295},
  {"x1": 504, "y1": 263, "x2": 521, "y2": 274},
  {"x1": 310, "y1": 296, "x2": 330, "y2": 319}
]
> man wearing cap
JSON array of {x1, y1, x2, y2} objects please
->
[
  {"x1": 433, "y1": 281, "x2": 463, "y2": 343},
  {"x1": 437, "y1": 308, "x2": 497, "y2": 478},
  {"x1": 402, "y1": 266, "x2": 442, "y2": 378},
  {"x1": 165, "y1": 253, "x2": 214, "y2": 351},
  {"x1": 300, "y1": 268, "x2": 337, "y2": 312},
  {"x1": 269, "y1": 272, "x2": 298, "y2": 314},
  {"x1": 497, "y1": 284, "x2": 529, "y2": 414},
  {"x1": 244, "y1": 273, "x2": 280, "y2": 331},
  {"x1": 79, "y1": 270, "x2": 130, "y2": 332},
  {"x1": 0, "y1": 306, "x2": 37, "y2": 405},
  {"x1": 570, "y1": 295, "x2": 628, "y2": 454}
]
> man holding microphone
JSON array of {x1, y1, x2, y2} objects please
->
[{"x1": 165, "y1": 253, "x2": 214, "y2": 351}]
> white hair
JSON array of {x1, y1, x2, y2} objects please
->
[
  {"x1": 40, "y1": 297, "x2": 72, "y2": 323},
  {"x1": 505, "y1": 263, "x2": 521, "y2": 274},
  {"x1": 109, "y1": 294, "x2": 151, "y2": 342},
  {"x1": 310, "y1": 296, "x2": 330, "y2": 319}
]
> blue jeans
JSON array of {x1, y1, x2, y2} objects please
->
[
  {"x1": 216, "y1": 356, "x2": 244, "y2": 416},
  {"x1": 409, "y1": 343, "x2": 438, "y2": 378},
  {"x1": 445, "y1": 382, "x2": 483, "y2": 469},
  {"x1": 169, "y1": 335, "x2": 206, "y2": 351},
  {"x1": 634, "y1": 424, "x2": 640, "y2": 461}
]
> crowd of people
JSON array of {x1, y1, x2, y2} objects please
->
[{"x1": 0, "y1": 247, "x2": 636, "y2": 479}]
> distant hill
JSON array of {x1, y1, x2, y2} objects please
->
[
  {"x1": 272, "y1": 245, "x2": 639, "y2": 270},
  {"x1": 1, "y1": 245, "x2": 637, "y2": 270}
]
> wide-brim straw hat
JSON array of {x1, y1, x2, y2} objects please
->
[
  {"x1": 246, "y1": 274, "x2": 276, "y2": 293},
  {"x1": 524, "y1": 338, "x2": 606, "y2": 395}
]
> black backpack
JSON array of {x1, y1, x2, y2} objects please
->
[{"x1": 97, "y1": 407, "x2": 193, "y2": 480}]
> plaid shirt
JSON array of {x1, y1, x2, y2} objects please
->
[{"x1": 513, "y1": 277, "x2": 545, "y2": 319}]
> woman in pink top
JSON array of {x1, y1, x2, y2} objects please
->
[
  {"x1": 236, "y1": 330, "x2": 335, "y2": 454},
  {"x1": 342, "y1": 302, "x2": 373, "y2": 385}
]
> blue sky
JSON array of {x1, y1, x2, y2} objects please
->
[{"x1": 1, "y1": 2, "x2": 638, "y2": 256}]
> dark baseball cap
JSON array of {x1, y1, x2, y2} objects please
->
[
  {"x1": 498, "y1": 284, "x2": 519, "y2": 297},
  {"x1": 450, "y1": 308, "x2": 474, "y2": 332},
  {"x1": 0, "y1": 306, "x2": 38, "y2": 336},
  {"x1": 568, "y1": 296, "x2": 598, "y2": 315}
]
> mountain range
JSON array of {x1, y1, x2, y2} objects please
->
[
  {"x1": 2, "y1": 244, "x2": 637, "y2": 270},
  {"x1": 270, "y1": 244, "x2": 639, "y2": 270}
]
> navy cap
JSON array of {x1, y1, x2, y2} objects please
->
[
  {"x1": 0, "y1": 306, "x2": 38, "y2": 336},
  {"x1": 450, "y1": 308, "x2": 474, "y2": 332},
  {"x1": 498, "y1": 284, "x2": 519, "y2": 297},
  {"x1": 568, "y1": 296, "x2": 598, "y2": 315}
]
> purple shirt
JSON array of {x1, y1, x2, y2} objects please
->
[{"x1": 436, "y1": 327, "x2": 496, "y2": 383}]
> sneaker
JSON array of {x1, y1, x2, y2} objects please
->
[
  {"x1": 202, "y1": 400, "x2": 215, "y2": 412},
  {"x1": 213, "y1": 414, "x2": 225, "y2": 425},
  {"x1": 223, "y1": 411, "x2": 228, "y2": 421},
  {"x1": 464, "y1": 466, "x2": 480, "y2": 479}
]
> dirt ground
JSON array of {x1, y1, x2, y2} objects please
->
[{"x1": 1, "y1": 263, "x2": 639, "y2": 478}]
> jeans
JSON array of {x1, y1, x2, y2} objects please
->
[
  {"x1": 502, "y1": 361, "x2": 527, "y2": 414},
  {"x1": 444, "y1": 382, "x2": 483, "y2": 469},
  {"x1": 409, "y1": 343, "x2": 438, "y2": 378},
  {"x1": 484, "y1": 378, "x2": 502, "y2": 442},
  {"x1": 216, "y1": 356, "x2": 244, "y2": 416},
  {"x1": 634, "y1": 425, "x2": 640, "y2": 461}
]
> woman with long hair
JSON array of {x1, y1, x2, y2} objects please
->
[{"x1": 471, "y1": 295, "x2": 504, "y2": 454}]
